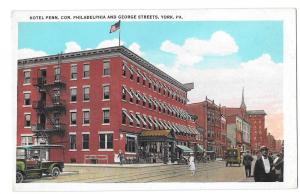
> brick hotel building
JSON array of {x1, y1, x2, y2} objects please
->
[{"x1": 17, "y1": 46, "x2": 199, "y2": 164}]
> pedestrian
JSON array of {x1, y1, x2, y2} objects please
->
[
  {"x1": 273, "y1": 152, "x2": 284, "y2": 182},
  {"x1": 254, "y1": 146, "x2": 275, "y2": 182},
  {"x1": 242, "y1": 150, "x2": 253, "y2": 177},
  {"x1": 188, "y1": 153, "x2": 196, "y2": 176},
  {"x1": 117, "y1": 149, "x2": 124, "y2": 165}
]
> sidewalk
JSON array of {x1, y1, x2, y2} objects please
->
[{"x1": 65, "y1": 162, "x2": 171, "y2": 168}]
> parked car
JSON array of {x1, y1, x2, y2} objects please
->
[
  {"x1": 225, "y1": 148, "x2": 241, "y2": 167},
  {"x1": 16, "y1": 144, "x2": 64, "y2": 183}
]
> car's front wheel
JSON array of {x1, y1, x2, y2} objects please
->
[
  {"x1": 51, "y1": 167, "x2": 60, "y2": 178},
  {"x1": 16, "y1": 171, "x2": 24, "y2": 183}
]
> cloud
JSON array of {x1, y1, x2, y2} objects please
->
[
  {"x1": 129, "y1": 42, "x2": 144, "y2": 56},
  {"x1": 156, "y1": 54, "x2": 283, "y2": 117},
  {"x1": 160, "y1": 31, "x2": 239, "y2": 66},
  {"x1": 156, "y1": 53, "x2": 283, "y2": 139},
  {"x1": 64, "y1": 41, "x2": 82, "y2": 53},
  {"x1": 18, "y1": 48, "x2": 48, "y2": 59},
  {"x1": 96, "y1": 39, "x2": 125, "y2": 48}
]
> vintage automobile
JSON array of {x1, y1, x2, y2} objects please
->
[
  {"x1": 16, "y1": 144, "x2": 64, "y2": 183},
  {"x1": 225, "y1": 148, "x2": 241, "y2": 167}
]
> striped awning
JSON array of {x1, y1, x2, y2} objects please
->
[
  {"x1": 122, "y1": 109, "x2": 133, "y2": 123},
  {"x1": 122, "y1": 85, "x2": 133, "y2": 98},
  {"x1": 136, "y1": 113, "x2": 147, "y2": 126},
  {"x1": 148, "y1": 116, "x2": 158, "y2": 128},
  {"x1": 143, "y1": 114, "x2": 152, "y2": 127},
  {"x1": 130, "y1": 112, "x2": 140, "y2": 125}
]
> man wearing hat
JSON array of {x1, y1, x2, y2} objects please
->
[{"x1": 253, "y1": 146, "x2": 275, "y2": 182}]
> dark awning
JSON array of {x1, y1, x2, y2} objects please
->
[{"x1": 176, "y1": 145, "x2": 193, "y2": 153}]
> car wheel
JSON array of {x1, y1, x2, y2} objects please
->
[
  {"x1": 16, "y1": 171, "x2": 24, "y2": 183},
  {"x1": 51, "y1": 167, "x2": 60, "y2": 178}
]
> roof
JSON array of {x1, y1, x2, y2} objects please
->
[
  {"x1": 140, "y1": 130, "x2": 171, "y2": 137},
  {"x1": 247, "y1": 110, "x2": 267, "y2": 115},
  {"x1": 18, "y1": 46, "x2": 190, "y2": 92}
]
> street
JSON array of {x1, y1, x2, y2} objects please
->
[{"x1": 25, "y1": 160, "x2": 255, "y2": 183}]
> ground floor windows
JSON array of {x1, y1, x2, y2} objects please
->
[
  {"x1": 99, "y1": 133, "x2": 113, "y2": 149},
  {"x1": 125, "y1": 135, "x2": 137, "y2": 153},
  {"x1": 21, "y1": 136, "x2": 33, "y2": 146}
]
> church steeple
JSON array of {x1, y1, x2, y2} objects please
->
[{"x1": 240, "y1": 87, "x2": 246, "y2": 110}]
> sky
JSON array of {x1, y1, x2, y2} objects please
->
[{"x1": 18, "y1": 21, "x2": 283, "y2": 139}]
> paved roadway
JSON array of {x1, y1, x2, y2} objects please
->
[{"x1": 24, "y1": 160, "x2": 255, "y2": 183}]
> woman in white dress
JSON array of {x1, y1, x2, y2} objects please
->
[{"x1": 189, "y1": 154, "x2": 196, "y2": 176}]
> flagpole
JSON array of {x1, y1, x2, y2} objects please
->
[
  {"x1": 119, "y1": 28, "x2": 121, "y2": 46},
  {"x1": 119, "y1": 21, "x2": 121, "y2": 46}
]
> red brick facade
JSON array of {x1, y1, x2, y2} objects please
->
[
  {"x1": 187, "y1": 97, "x2": 227, "y2": 158},
  {"x1": 247, "y1": 111, "x2": 267, "y2": 154},
  {"x1": 17, "y1": 46, "x2": 198, "y2": 164}
]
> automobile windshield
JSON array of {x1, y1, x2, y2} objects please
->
[
  {"x1": 228, "y1": 150, "x2": 238, "y2": 157},
  {"x1": 16, "y1": 149, "x2": 26, "y2": 159}
]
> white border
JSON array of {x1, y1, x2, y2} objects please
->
[{"x1": 12, "y1": 8, "x2": 297, "y2": 191}]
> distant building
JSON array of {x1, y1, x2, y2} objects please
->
[
  {"x1": 223, "y1": 89, "x2": 250, "y2": 152},
  {"x1": 267, "y1": 132, "x2": 276, "y2": 153},
  {"x1": 187, "y1": 97, "x2": 227, "y2": 158},
  {"x1": 247, "y1": 110, "x2": 267, "y2": 154}
]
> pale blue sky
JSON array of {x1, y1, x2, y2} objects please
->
[{"x1": 18, "y1": 21, "x2": 282, "y2": 69}]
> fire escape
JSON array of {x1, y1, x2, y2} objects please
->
[{"x1": 32, "y1": 54, "x2": 66, "y2": 144}]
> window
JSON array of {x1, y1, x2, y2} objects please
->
[
  {"x1": 136, "y1": 92, "x2": 140, "y2": 104},
  {"x1": 122, "y1": 111, "x2": 126, "y2": 124},
  {"x1": 82, "y1": 134, "x2": 89, "y2": 150},
  {"x1": 158, "y1": 86, "x2": 161, "y2": 93},
  {"x1": 135, "y1": 114, "x2": 140, "y2": 127},
  {"x1": 130, "y1": 71, "x2": 133, "y2": 80},
  {"x1": 71, "y1": 65, "x2": 77, "y2": 79},
  {"x1": 70, "y1": 111, "x2": 77, "y2": 125},
  {"x1": 24, "y1": 114, "x2": 31, "y2": 127},
  {"x1": 83, "y1": 87, "x2": 90, "y2": 101},
  {"x1": 122, "y1": 88, "x2": 126, "y2": 100},
  {"x1": 148, "y1": 82, "x2": 151, "y2": 89},
  {"x1": 24, "y1": 93, "x2": 31, "y2": 105},
  {"x1": 69, "y1": 134, "x2": 76, "y2": 150},
  {"x1": 83, "y1": 64, "x2": 90, "y2": 78},
  {"x1": 142, "y1": 78, "x2": 145, "y2": 86},
  {"x1": 122, "y1": 63, "x2": 126, "y2": 76},
  {"x1": 125, "y1": 136, "x2": 136, "y2": 153},
  {"x1": 21, "y1": 136, "x2": 33, "y2": 146},
  {"x1": 103, "y1": 85, "x2": 110, "y2": 100},
  {"x1": 54, "y1": 67, "x2": 60, "y2": 81},
  {"x1": 103, "y1": 61, "x2": 110, "y2": 76},
  {"x1": 129, "y1": 90, "x2": 133, "y2": 103},
  {"x1": 153, "y1": 84, "x2": 157, "y2": 91},
  {"x1": 24, "y1": 71, "x2": 30, "y2": 84},
  {"x1": 99, "y1": 133, "x2": 113, "y2": 149},
  {"x1": 142, "y1": 98, "x2": 146, "y2": 107},
  {"x1": 103, "y1": 109, "x2": 110, "y2": 124},
  {"x1": 137, "y1": 75, "x2": 140, "y2": 83},
  {"x1": 70, "y1": 88, "x2": 77, "y2": 102},
  {"x1": 83, "y1": 110, "x2": 90, "y2": 125},
  {"x1": 148, "y1": 101, "x2": 152, "y2": 109}
]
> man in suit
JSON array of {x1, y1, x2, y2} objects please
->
[
  {"x1": 243, "y1": 151, "x2": 253, "y2": 177},
  {"x1": 254, "y1": 146, "x2": 275, "y2": 182}
]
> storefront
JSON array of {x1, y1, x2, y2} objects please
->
[{"x1": 138, "y1": 130, "x2": 175, "y2": 163}]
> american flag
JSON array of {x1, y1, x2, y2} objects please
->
[{"x1": 110, "y1": 20, "x2": 120, "y2": 33}]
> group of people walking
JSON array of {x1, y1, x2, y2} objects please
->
[{"x1": 242, "y1": 146, "x2": 284, "y2": 182}]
